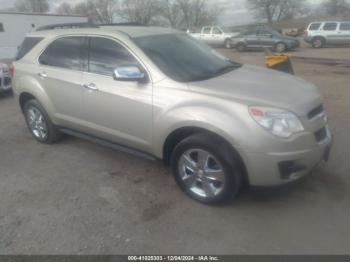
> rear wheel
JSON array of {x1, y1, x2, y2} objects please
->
[
  {"x1": 171, "y1": 133, "x2": 242, "y2": 204},
  {"x1": 23, "y1": 99, "x2": 62, "y2": 144},
  {"x1": 312, "y1": 37, "x2": 325, "y2": 48},
  {"x1": 275, "y1": 42, "x2": 287, "y2": 52}
]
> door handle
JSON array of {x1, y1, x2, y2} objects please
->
[
  {"x1": 38, "y1": 72, "x2": 47, "y2": 78},
  {"x1": 83, "y1": 83, "x2": 99, "y2": 91}
]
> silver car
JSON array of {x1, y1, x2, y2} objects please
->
[
  {"x1": 12, "y1": 27, "x2": 332, "y2": 204},
  {"x1": 304, "y1": 21, "x2": 350, "y2": 48}
]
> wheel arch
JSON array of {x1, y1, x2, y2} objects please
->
[{"x1": 162, "y1": 126, "x2": 249, "y2": 184}]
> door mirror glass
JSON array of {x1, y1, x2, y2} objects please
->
[{"x1": 113, "y1": 66, "x2": 145, "y2": 82}]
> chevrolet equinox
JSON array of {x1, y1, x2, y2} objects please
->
[{"x1": 12, "y1": 26, "x2": 333, "y2": 204}]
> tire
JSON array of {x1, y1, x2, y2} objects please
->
[
  {"x1": 171, "y1": 133, "x2": 242, "y2": 205},
  {"x1": 236, "y1": 43, "x2": 246, "y2": 52},
  {"x1": 312, "y1": 37, "x2": 325, "y2": 48},
  {"x1": 275, "y1": 42, "x2": 287, "y2": 52},
  {"x1": 224, "y1": 39, "x2": 233, "y2": 49},
  {"x1": 23, "y1": 99, "x2": 62, "y2": 144}
]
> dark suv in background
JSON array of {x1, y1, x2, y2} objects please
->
[{"x1": 231, "y1": 27, "x2": 300, "y2": 52}]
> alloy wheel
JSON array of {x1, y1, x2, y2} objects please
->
[
  {"x1": 178, "y1": 149, "x2": 226, "y2": 198},
  {"x1": 26, "y1": 106, "x2": 48, "y2": 140}
]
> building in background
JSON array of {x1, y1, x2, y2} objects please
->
[{"x1": 0, "y1": 12, "x2": 87, "y2": 59}]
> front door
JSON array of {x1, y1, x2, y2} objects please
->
[{"x1": 82, "y1": 37, "x2": 153, "y2": 152}]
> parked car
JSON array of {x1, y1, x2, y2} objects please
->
[
  {"x1": 0, "y1": 63, "x2": 11, "y2": 94},
  {"x1": 189, "y1": 26, "x2": 239, "y2": 49},
  {"x1": 304, "y1": 21, "x2": 350, "y2": 48},
  {"x1": 12, "y1": 26, "x2": 332, "y2": 204},
  {"x1": 231, "y1": 27, "x2": 300, "y2": 52}
]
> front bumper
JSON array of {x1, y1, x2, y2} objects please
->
[
  {"x1": 242, "y1": 127, "x2": 333, "y2": 186},
  {"x1": 0, "y1": 75, "x2": 12, "y2": 93}
]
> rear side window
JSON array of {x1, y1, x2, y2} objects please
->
[
  {"x1": 309, "y1": 23, "x2": 321, "y2": 31},
  {"x1": 88, "y1": 37, "x2": 140, "y2": 77},
  {"x1": 0, "y1": 23, "x2": 4, "y2": 32},
  {"x1": 16, "y1": 37, "x2": 43, "y2": 60},
  {"x1": 39, "y1": 36, "x2": 88, "y2": 71},
  {"x1": 323, "y1": 23, "x2": 338, "y2": 31},
  {"x1": 340, "y1": 23, "x2": 350, "y2": 31}
]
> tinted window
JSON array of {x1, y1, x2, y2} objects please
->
[
  {"x1": 16, "y1": 37, "x2": 43, "y2": 60},
  {"x1": 134, "y1": 34, "x2": 241, "y2": 82},
  {"x1": 258, "y1": 30, "x2": 272, "y2": 36},
  {"x1": 340, "y1": 23, "x2": 350, "y2": 30},
  {"x1": 309, "y1": 23, "x2": 321, "y2": 31},
  {"x1": 323, "y1": 23, "x2": 338, "y2": 31},
  {"x1": 0, "y1": 23, "x2": 4, "y2": 32},
  {"x1": 212, "y1": 28, "x2": 222, "y2": 35},
  {"x1": 89, "y1": 37, "x2": 140, "y2": 77},
  {"x1": 203, "y1": 27, "x2": 211, "y2": 34},
  {"x1": 39, "y1": 37, "x2": 87, "y2": 71}
]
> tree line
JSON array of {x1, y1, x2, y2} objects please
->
[{"x1": 12, "y1": 0, "x2": 350, "y2": 28}]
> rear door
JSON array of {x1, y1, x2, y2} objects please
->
[
  {"x1": 257, "y1": 29, "x2": 275, "y2": 48},
  {"x1": 339, "y1": 22, "x2": 350, "y2": 44},
  {"x1": 37, "y1": 36, "x2": 88, "y2": 128}
]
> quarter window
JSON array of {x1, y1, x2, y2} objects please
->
[
  {"x1": 323, "y1": 23, "x2": 338, "y2": 31},
  {"x1": 0, "y1": 23, "x2": 4, "y2": 32},
  {"x1": 16, "y1": 37, "x2": 43, "y2": 60},
  {"x1": 39, "y1": 37, "x2": 88, "y2": 71},
  {"x1": 88, "y1": 37, "x2": 140, "y2": 77},
  {"x1": 340, "y1": 23, "x2": 350, "y2": 31},
  {"x1": 309, "y1": 23, "x2": 321, "y2": 31}
]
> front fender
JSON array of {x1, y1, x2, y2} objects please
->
[{"x1": 153, "y1": 105, "x2": 251, "y2": 158}]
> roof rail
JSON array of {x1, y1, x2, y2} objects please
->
[
  {"x1": 99, "y1": 22, "x2": 145, "y2": 27},
  {"x1": 36, "y1": 23, "x2": 97, "y2": 31}
]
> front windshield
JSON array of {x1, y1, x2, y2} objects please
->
[{"x1": 133, "y1": 34, "x2": 241, "y2": 82}]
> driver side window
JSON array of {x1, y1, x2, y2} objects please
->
[
  {"x1": 88, "y1": 37, "x2": 141, "y2": 77},
  {"x1": 212, "y1": 27, "x2": 222, "y2": 35}
]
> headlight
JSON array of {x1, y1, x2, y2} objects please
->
[{"x1": 249, "y1": 107, "x2": 304, "y2": 138}]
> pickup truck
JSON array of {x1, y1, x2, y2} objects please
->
[{"x1": 189, "y1": 26, "x2": 239, "y2": 49}]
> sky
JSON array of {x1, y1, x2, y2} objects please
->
[{"x1": 0, "y1": 0, "x2": 324, "y2": 26}]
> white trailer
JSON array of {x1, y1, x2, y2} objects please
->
[{"x1": 0, "y1": 12, "x2": 88, "y2": 59}]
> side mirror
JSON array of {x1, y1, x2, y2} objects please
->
[{"x1": 113, "y1": 66, "x2": 145, "y2": 82}]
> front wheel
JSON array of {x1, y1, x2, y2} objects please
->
[
  {"x1": 236, "y1": 43, "x2": 246, "y2": 52},
  {"x1": 224, "y1": 39, "x2": 233, "y2": 49},
  {"x1": 171, "y1": 133, "x2": 242, "y2": 204}
]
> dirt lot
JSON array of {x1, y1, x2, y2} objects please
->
[{"x1": 1, "y1": 45, "x2": 350, "y2": 255}]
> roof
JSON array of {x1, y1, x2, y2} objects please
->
[
  {"x1": 28, "y1": 26, "x2": 181, "y2": 38},
  {"x1": 0, "y1": 11, "x2": 86, "y2": 18}
]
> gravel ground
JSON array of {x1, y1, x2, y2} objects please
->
[{"x1": 0, "y1": 45, "x2": 350, "y2": 255}]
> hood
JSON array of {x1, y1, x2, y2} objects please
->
[{"x1": 188, "y1": 64, "x2": 322, "y2": 117}]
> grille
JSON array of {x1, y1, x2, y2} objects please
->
[
  {"x1": 315, "y1": 127, "x2": 327, "y2": 142},
  {"x1": 308, "y1": 104, "x2": 324, "y2": 119}
]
